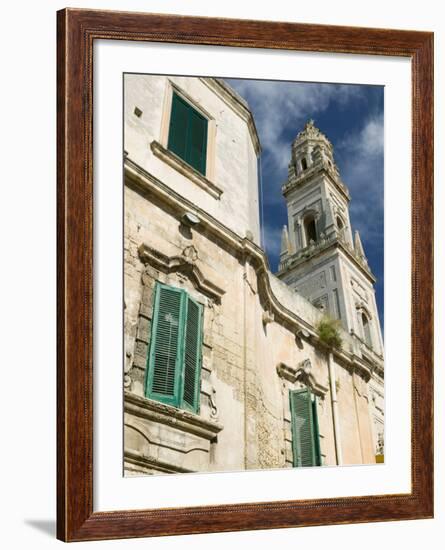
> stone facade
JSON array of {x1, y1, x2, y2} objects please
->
[{"x1": 123, "y1": 75, "x2": 384, "y2": 475}]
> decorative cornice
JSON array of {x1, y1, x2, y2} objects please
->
[
  {"x1": 124, "y1": 449, "x2": 193, "y2": 474},
  {"x1": 276, "y1": 359, "x2": 329, "y2": 396},
  {"x1": 150, "y1": 140, "x2": 223, "y2": 200},
  {"x1": 124, "y1": 392, "x2": 223, "y2": 441},
  {"x1": 283, "y1": 164, "x2": 350, "y2": 202},
  {"x1": 138, "y1": 243, "x2": 226, "y2": 303},
  {"x1": 350, "y1": 356, "x2": 374, "y2": 383},
  {"x1": 278, "y1": 233, "x2": 376, "y2": 284}
]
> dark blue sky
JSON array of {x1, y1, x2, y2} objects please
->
[{"x1": 225, "y1": 78, "x2": 384, "y2": 328}]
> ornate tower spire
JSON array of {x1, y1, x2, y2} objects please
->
[{"x1": 354, "y1": 230, "x2": 365, "y2": 257}]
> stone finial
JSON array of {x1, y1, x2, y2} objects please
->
[
  {"x1": 280, "y1": 225, "x2": 290, "y2": 257},
  {"x1": 354, "y1": 230, "x2": 370, "y2": 267},
  {"x1": 294, "y1": 119, "x2": 329, "y2": 145},
  {"x1": 354, "y1": 230, "x2": 366, "y2": 258}
]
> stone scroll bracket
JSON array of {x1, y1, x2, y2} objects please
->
[{"x1": 276, "y1": 359, "x2": 329, "y2": 399}]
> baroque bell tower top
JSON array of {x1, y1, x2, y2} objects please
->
[{"x1": 283, "y1": 119, "x2": 350, "y2": 200}]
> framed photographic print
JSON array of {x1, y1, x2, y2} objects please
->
[{"x1": 57, "y1": 8, "x2": 434, "y2": 542}]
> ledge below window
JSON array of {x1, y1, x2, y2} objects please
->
[
  {"x1": 124, "y1": 391, "x2": 223, "y2": 441},
  {"x1": 150, "y1": 140, "x2": 223, "y2": 200}
]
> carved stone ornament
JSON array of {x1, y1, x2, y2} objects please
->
[
  {"x1": 298, "y1": 358, "x2": 312, "y2": 374},
  {"x1": 138, "y1": 243, "x2": 225, "y2": 302},
  {"x1": 182, "y1": 245, "x2": 199, "y2": 264},
  {"x1": 276, "y1": 360, "x2": 328, "y2": 397}
]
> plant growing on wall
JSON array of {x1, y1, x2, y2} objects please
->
[{"x1": 316, "y1": 316, "x2": 343, "y2": 350}]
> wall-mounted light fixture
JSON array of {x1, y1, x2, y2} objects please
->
[{"x1": 182, "y1": 212, "x2": 200, "y2": 227}]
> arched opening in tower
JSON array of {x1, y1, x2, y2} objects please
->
[
  {"x1": 304, "y1": 215, "x2": 317, "y2": 244},
  {"x1": 362, "y1": 312, "x2": 372, "y2": 348}
]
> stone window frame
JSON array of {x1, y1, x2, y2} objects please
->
[
  {"x1": 336, "y1": 213, "x2": 346, "y2": 230},
  {"x1": 294, "y1": 200, "x2": 322, "y2": 250},
  {"x1": 360, "y1": 310, "x2": 373, "y2": 349},
  {"x1": 127, "y1": 244, "x2": 225, "y2": 425},
  {"x1": 158, "y1": 79, "x2": 217, "y2": 184},
  {"x1": 276, "y1": 360, "x2": 329, "y2": 468},
  {"x1": 355, "y1": 302, "x2": 374, "y2": 350},
  {"x1": 303, "y1": 212, "x2": 318, "y2": 245}
]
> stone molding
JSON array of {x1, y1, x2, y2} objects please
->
[
  {"x1": 125, "y1": 449, "x2": 193, "y2": 474},
  {"x1": 349, "y1": 354, "x2": 375, "y2": 382},
  {"x1": 124, "y1": 157, "x2": 381, "y2": 378},
  {"x1": 150, "y1": 140, "x2": 223, "y2": 200},
  {"x1": 356, "y1": 347, "x2": 384, "y2": 378},
  {"x1": 277, "y1": 230, "x2": 376, "y2": 284},
  {"x1": 124, "y1": 392, "x2": 223, "y2": 441},
  {"x1": 138, "y1": 243, "x2": 225, "y2": 303},
  {"x1": 283, "y1": 164, "x2": 350, "y2": 202},
  {"x1": 276, "y1": 360, "x2": 329, "y2": 397},
  {"x1": 355, "y1": 300, "x2": 374, "y2": 320}
]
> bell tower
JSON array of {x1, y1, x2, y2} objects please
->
[{"x1": 277, "y1": 120, "x2": 384, "y2": 357}]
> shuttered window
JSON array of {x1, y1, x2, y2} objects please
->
[
  {"x1": 290, "y1": 388, "x2": 321, "y2": 467},
  {"x1": 167, "y1": 92, "x2": 208, "y2": 176},
  {"x1": 145, "y1": 283, "x2": 203, "y2": 413}
]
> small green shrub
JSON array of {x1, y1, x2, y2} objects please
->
[{"x1": 316, "y1": 316, "x2": 343, "y2": 350}]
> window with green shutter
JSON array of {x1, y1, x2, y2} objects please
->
[
  {"x1": 290, "y1": 388, "x2": 322, "y2": 467},
  {"x1": 167, "y1": 92, "x2": 208, "y2": 176},
  {"x1": 145, "y1": 283, "x2": 203, "y2": 413}
]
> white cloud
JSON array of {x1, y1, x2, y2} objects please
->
[
  {"x1": 263, "y1": 224, "x2": 283, "y2": 258},
  {"x1": 337, "y1": 114, "x2": 384, "y2": 246},
  {"x1": 339, "y1": 114, "x2": 384, "y2": 158},
  {"x1": 228, "y1": 79, "x2": 365, "y2": 173}
]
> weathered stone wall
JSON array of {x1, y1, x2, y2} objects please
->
[{"x1": 124, "y1": 177, "x2": 379, "y2": 472}]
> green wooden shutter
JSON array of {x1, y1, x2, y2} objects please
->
[
  {"x1": 312, "y1": 396, "x2": 322, "y2": 466},
  {"x1": 187, "y1": 108, "x2": 207, "y2": 175},
  {"x1": 290, "y1": 388, "x2": 319, "y2": 467},
  {"x1": 181, "y1": 295, "x2": 203, "y2": 412},
  {"x1": 167, "y1": 92, "x2": 208, "y2": 176},
  {"x1": 146, "y1": 284, "x2": 184, "y2": 407},
  {"x1": 168, "y1": 93, "x2": 189, "y2": 161}
]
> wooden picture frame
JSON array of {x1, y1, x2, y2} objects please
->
[{"x1": 57, "y1": 8, "x2": 434, "y2": 542}]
